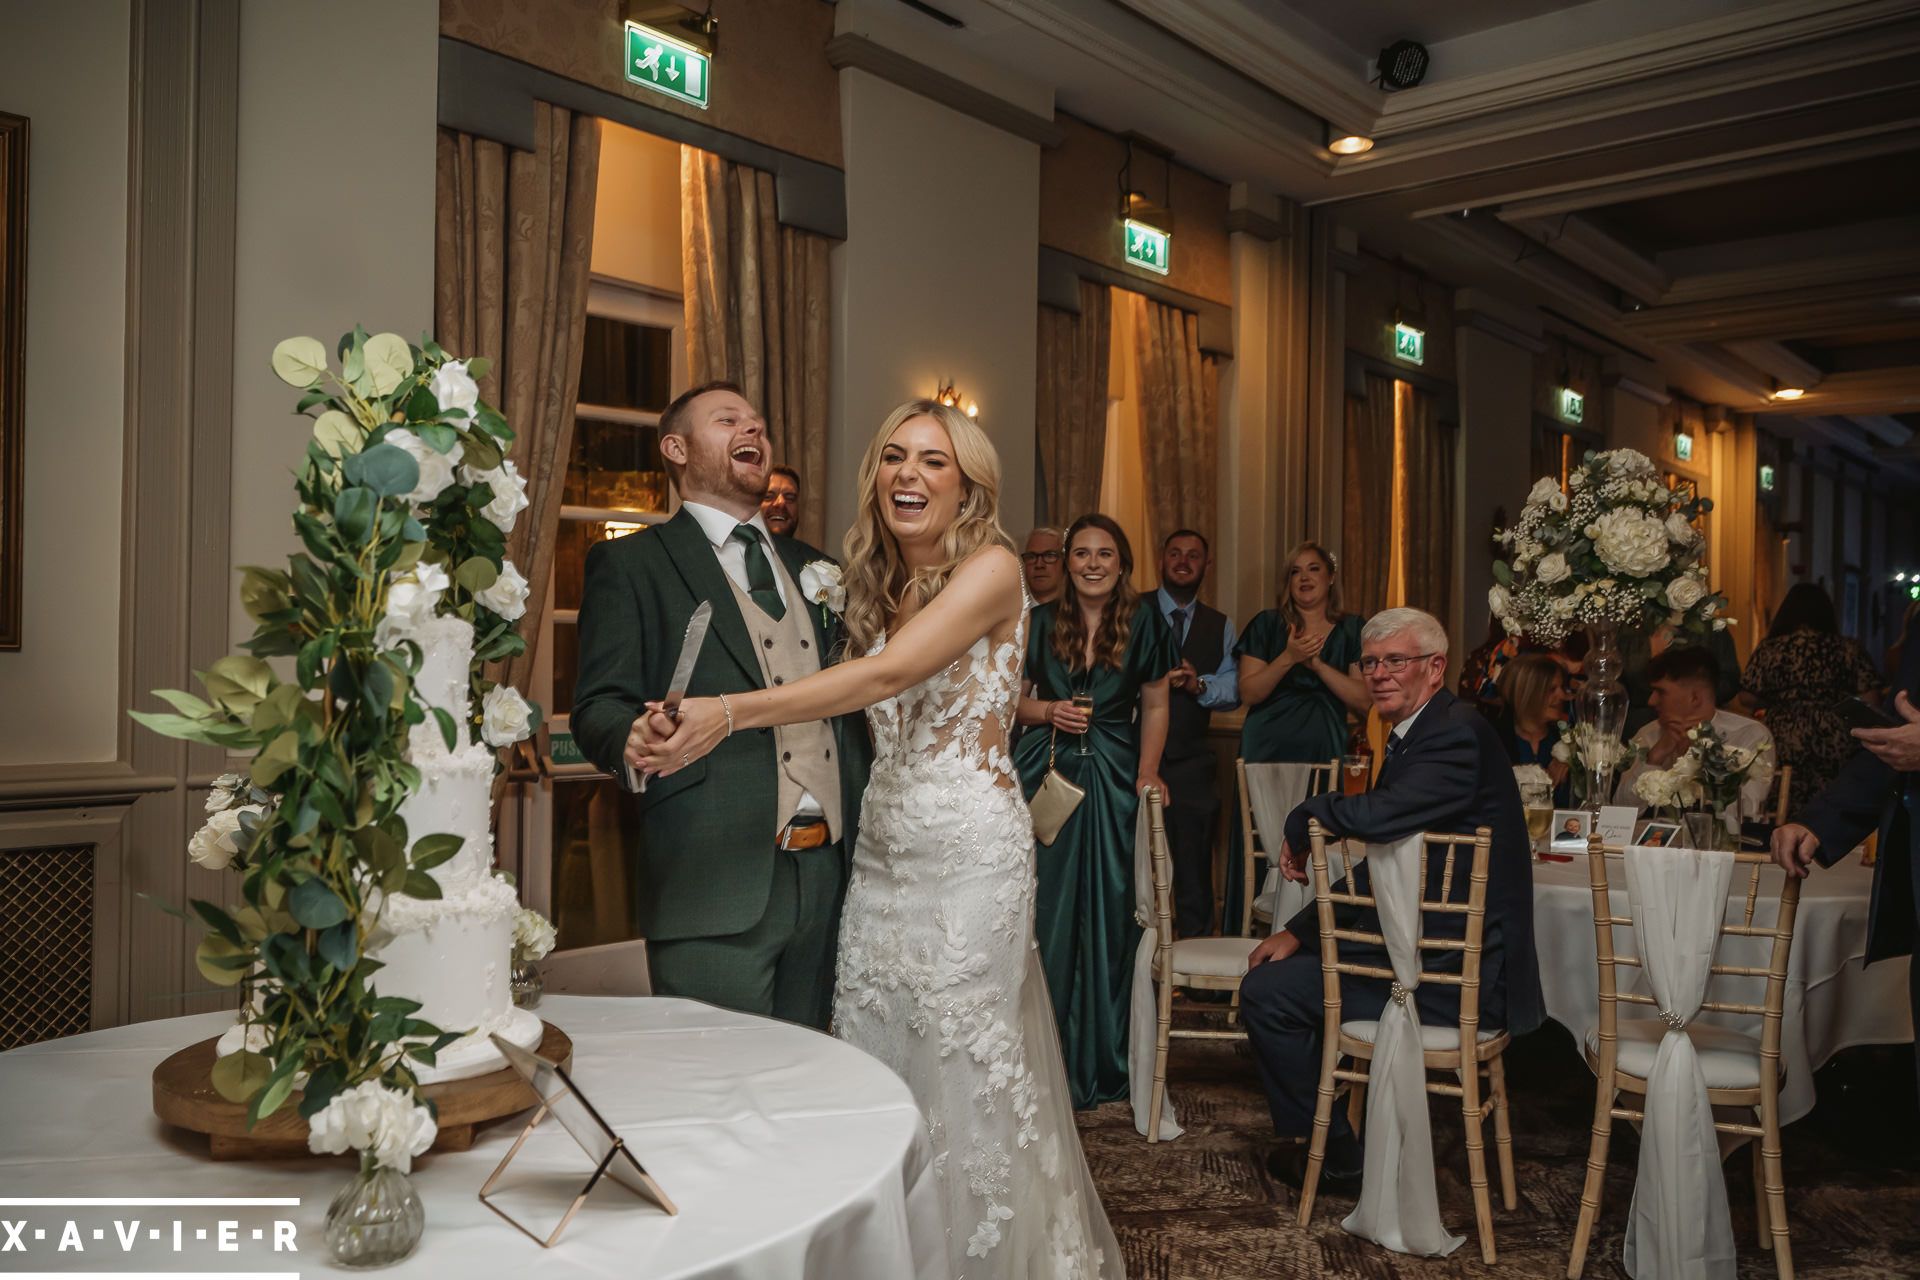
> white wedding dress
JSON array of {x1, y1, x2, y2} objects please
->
[{"x1": 833, "y1": 596, "x2": 1126, "y2": 1280}]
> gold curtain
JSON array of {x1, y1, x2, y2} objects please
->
[
  {"x1": 680, "y1": 147, "x2": 831, "y2": 546},
  {"x1": 434, "y1": 102, "x2": 600, "y2": 731},
  {"x1": 1398, "y1": 383, "x2": 1457, "y2": 631},
  {"x1": 1129, "y1": 290, "x2": 1219, "y2": 554},
  {"x1": 1036, "y1": 280, "x2": 1113, "y2": 527},
  {"x1": 1341, "y1": 373, "x2": 1396, "y2": 617}
]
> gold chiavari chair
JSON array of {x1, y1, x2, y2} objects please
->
[
  {"x1": 1239, "y1": 758, "x2": 1342, "y2": 937},
  {"x1": 1566, "y1": 835, "x2": 1803, "y2": 1279},
  {"x1": 1297, "y1": 821, "x2": 1517, "y2": 1264},
  {"x1": 1143, "y1": 787, "x2": 1254, "y2": 1141}
]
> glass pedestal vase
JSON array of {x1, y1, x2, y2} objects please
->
[
  {"x1": 511, "y1": 957, "x2": 543, "y2": 1009},
  {"x1": 325, "y1": 1154, "x2": 425, "y2": 1269},
  {"x1": 1577, "y1": 621, "x2": 1632, "y2": 816}
]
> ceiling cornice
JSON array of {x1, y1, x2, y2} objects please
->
[
  {"x1": 1503, "y1": 214, "x2": 1670, "y2": 305},
  {"x1": 1775, "y1": 367, "x2": 1920, "y2": 415}
]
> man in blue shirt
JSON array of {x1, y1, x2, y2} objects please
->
[{"x1": 1155, "y1": 529, "x2": 1239, "y2": 937}]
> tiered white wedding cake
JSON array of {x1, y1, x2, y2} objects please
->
[{"x1": 218, "y1": 614, "x2": 542, "y2": 1084}]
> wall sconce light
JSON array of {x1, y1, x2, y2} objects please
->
[
  {"x1": 1771, "y1": 386, "x2": 1806, "y2": 401},
  {"x1": 935, "y1": 381, "x2": 979, "y2": 419},
  {"x1": 1673, "y1": 429, "x2": 1695, "y2": 462}
]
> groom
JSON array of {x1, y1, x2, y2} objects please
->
[{"x1": 571, "y1": 382, "x2": 869, "y2": 1029}]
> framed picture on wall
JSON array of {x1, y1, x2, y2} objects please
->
[{"x1": 0, "y1": 111, "x2": 25, "y2": 651}]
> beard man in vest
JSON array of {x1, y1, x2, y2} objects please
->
[
  {"x1": 1153, "y1": 529, "x2": 1240, "y2": 937},
  {"x1": 571, "y1": 381, "x2": 871, "y2": 1029}
]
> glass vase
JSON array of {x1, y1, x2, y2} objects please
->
[
  {"x1": 1577, "y1": 621, "x2": 1631, "y2": 815},
  {"x1": 510, "y1": 957, "x2": 543, "y2": 1009},
  {"x1": 1682, "y1": 809, "x2": 1735, "y2": 853},
  {"x1": 325, "y1": 1153, "x2": 425, "y2": 1269}
]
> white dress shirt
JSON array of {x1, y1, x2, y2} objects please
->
[{"x1": 1613, "y1": 708, "x2": 1777, "y2": 822}]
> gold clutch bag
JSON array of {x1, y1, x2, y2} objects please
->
[{"x1": 1030, "y1": 727, "x2": 1085, "y2": 846}]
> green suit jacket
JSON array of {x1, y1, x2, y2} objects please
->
[{"x1": 570, "y1": 508, "x2": 872, "y2": 942}]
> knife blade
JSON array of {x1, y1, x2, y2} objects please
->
[{"x1": 660, "y1": 601, "x2": 713, "y2": 722}]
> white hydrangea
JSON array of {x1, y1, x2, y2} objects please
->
[
  {"x1": 475, "y1": 560, "x2": 528, "y2": 621},
  {"x1": 459, "y1": 458, "x2": 529, "y2": 534},
  {"x1": 481, "y1": 685, "x2": 534, "y2": 748},
  {"x1": 1591, "y1": 508, "x2": 1670, "y2": 578},
  {"x1": 1605, "y1": 447, "x2": 1658, "y2": 479},
  {"x1": 1634, "y1": 767, "x2": 1679, "y2": 810},
  {"x1": 305, "y1": 1080, "x2": 438, "y2": 1174},
  {"x1": 388, "y1": 429, "x2": 465, "y2": 505},
  {"x1": 513, "y1": 907, "x2": 556, "y2": 962}
]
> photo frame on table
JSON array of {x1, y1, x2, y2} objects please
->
[
  {"x1": 1635, "y1": 820, "x2": 1681, "y2": 848},
  {"x1": 1549, "y1": 809, "x2": 1591, "y2": 853},
  {"x1": 477, "y1": 1032, "x2": 677, "y2": 1248}
]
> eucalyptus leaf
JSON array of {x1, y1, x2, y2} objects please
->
[
  {"x1": 312, "y1": 409, "x2": 362, "y2": 459},
  {"x1": 342, "y1": 442, "x2": 420, "y2": 499},
  {"x1": 362, "y1": 332, "x2": 414, "y2": 397},
  {"x1": 195, "y1": 935, "x2": 251, "y2": 987},
  {"x1": 210, "y1": 1049, "x2": 272, "y2": 1103},
  {"x1": 270, "y1": 336, "x2": 329, "y2": 388},
  {"x1": 333, "y1": 486, "x2": 376, "y2": 546},
  {"x1": 411, "y1": 833, "x2": 464, "y2": 871},
  {"x1": 400, "y1": 869, "x2": 443, "y2": 900},
  {"x1": 315, "y1": 919, "x2": 359, "y2": 972},
  {"x1": 251, "y1": 730, "x2": 300, "y2": 787},
  {"x1": 289, "y1": 877, "x2": 350, "y2": 929},
  {"x1": 453, "y1": 556, "x2": 499, "y2": 594}
]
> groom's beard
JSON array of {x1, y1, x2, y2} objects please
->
[{"x1": 684, "y1": 451, "x2": 769, "y2": 509}]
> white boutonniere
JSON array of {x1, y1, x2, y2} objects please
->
[{"x1": 798, "y1": 560, "x2": 846, "y2": 628}]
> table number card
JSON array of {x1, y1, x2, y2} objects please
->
[{"x1": 1594, "y1": 806, "x2": 1639, "y2": 848}]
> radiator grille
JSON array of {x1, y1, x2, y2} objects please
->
[{"x1": 0, "y1": 845, "x2": 95, "y2": 1049}]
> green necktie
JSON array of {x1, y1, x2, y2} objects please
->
[{"x1": 732, "y1": 524, "x2": 786, "y2": 620}]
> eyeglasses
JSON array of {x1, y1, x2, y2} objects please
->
[
  {"x1": 1358, "y1": 652, "x2": 1437, "y2": 675},
  {"x1": 1021, "y1": 550, "x2": 1063, "y2": 565}
]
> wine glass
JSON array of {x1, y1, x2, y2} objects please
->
[{"x1": 1071, "y1": 690, "x2": 1095, "y2": 756}]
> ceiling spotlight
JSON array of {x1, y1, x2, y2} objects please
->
[
  {"x1": 1375, "y1": 39, "x2": 1430, "y2": 91},
  {"x1": 1771, "y1": 387, "x2": 1806, "y2": 401},
  {"x1": 1328, "y1": 133, "x2": 1374, "y2": 156}
]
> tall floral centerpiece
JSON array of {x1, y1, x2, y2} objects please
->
[
  {"x1": 1491, "y1": 448, "x2": 1728, "y2": 812},
  {"x1": 131, "y1": 329, "x2": 539, "y2": 1262}
]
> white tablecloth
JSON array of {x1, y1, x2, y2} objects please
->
[
  {"x1": 0, "y1": 996, "x2": 946, "y2": 1279},
  {"x1": 1532, "y1": 856, "x2": 1913, "y2": 1123}
]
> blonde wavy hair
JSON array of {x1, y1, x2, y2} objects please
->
[
  {"x1": 841, "y1": 399, "x2": 1012, "y2": 655},
  {"x1": 1279, "y1": 539, "x2": 1343, "y2": 633}
]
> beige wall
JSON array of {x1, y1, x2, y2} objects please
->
[
  {"x1": 228, "y1": 0, "x2": 439, "y2": 653},
  {"x1": 443, "y1": 0, "x2": 843, "y2": 168},
  {"x1": 1454, "y1": 322, "x2": 1539, "y2": 661},
  {"x1": 0, "y1": 0, "x2": 131, "y2": 763},
  {"x1": 591, "y1": 122, "x2": 682, "y2": 293},
  {"x1": 1345, "y1": 253, "x2": 1455, "y2": 375},
  {"x1": 828, "y1": 69, "x2": 1039, "y2": 548}
]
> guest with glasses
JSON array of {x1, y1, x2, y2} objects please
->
[
  {"x1": 1020, "y1": 526, "x2": 1066, "y2": 605},
  {"x1": 1224, "y1": 541, "x2": 1371, "y2": 928},
  {"x1": 1015, "y1": 514, "x2": 1176, "y2": 1107},
  {"x1": 1238, "y1": 607, "x2": 1543, "y2": 1188}
]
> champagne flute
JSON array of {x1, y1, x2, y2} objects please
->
[
  {"x1": 1526, "y1": 805, "x2": 1553, "y2": 856},
  {"x1": 1071, "y1": 690, "x2": 1095, "y2": 756}
]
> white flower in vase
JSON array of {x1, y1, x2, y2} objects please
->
[
  {"x1": 513, "y1": 907, "x2": 556, "y2": 962},
  {"x1": 460, "y1": 458, "x2": 529, "y2": 534},
  {"x1": 481, "y1": 685, "x2": 534, "y2": 747},
  {"x1": 429, "y1": 359, "x2": 481, "y2": 417},
  {"x1": 476, "y1": 560, "x2": 529, "y2": 620},
  {"x1": 306, "y1": 1081, "x2": 437, "y2": 1174}
]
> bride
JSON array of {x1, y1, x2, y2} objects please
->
[{"x1": 638, "y1": 399, "x2": 1125, "y2": 1279}]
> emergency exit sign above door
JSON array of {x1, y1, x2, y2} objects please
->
[{"x1": 624, "y1": 22, "x2": 711, "y2": 110}]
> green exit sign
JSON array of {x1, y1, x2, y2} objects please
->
[
  {"x1": 1124, "y1": 220, "x2": 1170, "y2": 275},
  {"x1": 1674, "y1": 430, "x2": 1694, "y2": 462},
  {"x1": 1559, "y1": 387, "x2": 1585, "y2": 425},
  {"x1": 624, "y1": 22, "x2": 710, "y2": 110},
  {"x1": 1393, "y1": 322, "x2": 1425, "y2": 365},
  {"x1": 1759, "y1": 463, "x2": 1776, "y2": 492}
]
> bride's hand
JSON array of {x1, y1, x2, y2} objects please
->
[
  {"x1": 1137, "y1": 772, "x2": 1171, "y2": 808},
  {"x1": 638, "y1": 697, "x2": 729, "y2": 777}
]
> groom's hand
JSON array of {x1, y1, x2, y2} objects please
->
[{"x1": 640, "y1": 697, "x2": 729, "y2": 776}]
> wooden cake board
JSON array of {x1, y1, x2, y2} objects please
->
[{"x1": 152, "y1": 1020, "x2": 572, "y2": 1161}]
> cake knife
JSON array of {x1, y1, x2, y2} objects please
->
[{"x1": 659, "y1": 600, "x2": 713, "y2": 723}]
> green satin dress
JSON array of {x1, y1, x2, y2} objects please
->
[
  {"x1": 1223, "y1": 610, "x2": 1364, "y2": 930},
  {"x1": 1016, "y1": 599, "x2": 1177, "y2": 1108}
]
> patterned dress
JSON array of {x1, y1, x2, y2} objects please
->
[
  {"x1": 1741, "y1": 629, "x2": 1885, "y2": 820},
  {"x1": 832, "y1": 594, "x2": 1124, "y2": 1280}
]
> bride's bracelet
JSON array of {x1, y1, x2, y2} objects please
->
[{"x1": 718, "y1": 692, "x2": 735, "y2": 736}]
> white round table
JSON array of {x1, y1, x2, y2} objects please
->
[
  {"x1": 1531, "y1": 854, "x2": 1913, "y2": 1123},
  {"x1": 0, "y1": 996, "x2": 947, "y2": 1279}
]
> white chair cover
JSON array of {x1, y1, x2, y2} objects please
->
[
  {"x1": 1341, "y1": 834, "x2": 1465, "y2": 1258},
  {"x1": 1621, "y1": 843, "x2": 1738, "y2": 1280},
  {"x1": 1245, "y1": 763, "x2": 1317, "y2": 927},
  {"x1": 1130, "y1": 800, "x2": 1185, "y2": 1139}
]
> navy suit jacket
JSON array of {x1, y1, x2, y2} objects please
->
[
  {"x1": 1804, "y1": 615, "x2": 1919, "y2": 965},
  {"x1": 1282, "y1": 687, "x2": 1545, "y2": 1035}
]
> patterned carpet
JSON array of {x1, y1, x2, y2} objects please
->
[{"x1": 1074, "y1": 1002, "x2": 1920, "y2": 1278}]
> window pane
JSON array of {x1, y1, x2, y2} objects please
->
[{"x1": 578, "y1": 315, "x2": 673, "y2": 411}]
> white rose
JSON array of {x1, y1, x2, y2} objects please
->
[
  {"x1": 1665, "y1": 512, "x2": 1696, "y2": 545},
  {"x1": 459, "y1": 458, "x2": 529, "y2": 534},
  {"x1": 1549, "y1": 490, "x2": 1568, "y2": 512},
  {"x1": 1527, "y1": 476, "x2": 1562, "y2": 508},
  {"x1": 429, "y1": 360, "x2": 480, "y2": 417},
  {"x1": 797, "y1": 560, "x2": 846, "y2": 613},
  {"x1": 482, "y1": 684, "x2": 534, "y2": 748},
  {"x1": 375, "y1": 563, "x2": 450, "y2": 650},
  {"x1": 1536, "y1": 552, "x2": 1570, "y2": 585},
  {"x1": 306, "y1": 1081, "x2": 437, "y2": 1174},
  {"x1": 388, "y1": 429, "x2": 464, "y2": 504},
  {"x1": 1665, "y1": 575, "x2": 1706, "y2": 611},
  {"x1": 475, "y1": 560, "x2": 528, "y2": 620},
  {"x1": 513, "y1": 907, "x2": 556, "y2": 961},
  {"x1": 1591, "y1": 508, "x2": 1670, "y2": 578},
  {"x1": 205, "y1": 772, "x2": 247, "y2": 814},
  {"x1": 1569, "y1": 469, "x2": 1586, "y2": 488},
  {"x1": 188, "y1": 807, "x2": 249, "y2": 871},
  {"x1": 1487, "y1": 583, "x2": 1512, "y2": 619}
]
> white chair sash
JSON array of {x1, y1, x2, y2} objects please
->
[
  {"x1": 1341, "y1": 835, "x2": 1465, "y2": 1258},
  {"x1": 1621, "y1": 843, "x2": 1738, "y2": 1280},
  {"x1": 1130, "y1": 801, "x2": 1184, "y2": 1139},
  {"x1": 1245, "y1": 763, "x2": 1317, "y2": 925}
]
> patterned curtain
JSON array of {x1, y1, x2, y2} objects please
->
[
  {"x1": 1037, "y1": 280, "x2": 1113, "y2": 527},
  {"x1": 1341, "y1": 374, "x2": 1396, "y2": 617},
  {"x1": 1130, "y1": 290, "x2": 1219, "y2": 555},
  {"x1": 681, "y1": 148, "x2": 831, "y2": 547},
  {"x1": 1399, "y1": 382, "x2": 1458, "y2": 631},
  {"x1": 434, "y1": 103, "x2": 600, "y2": 787}
]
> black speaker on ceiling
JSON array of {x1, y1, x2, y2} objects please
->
[{"x1": 1376, "y1": 39, "x2": 1429, "y2": 90}]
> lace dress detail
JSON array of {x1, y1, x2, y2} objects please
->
[{"x1": 834, "y1": 596, "x2": 1124, "y2": 1280}]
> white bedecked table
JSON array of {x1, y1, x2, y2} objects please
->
[
  {"x1": 0, "y1": 996, "x2": 947, "y2": 1279},
  {"x1": 1531, "y1": 854, "x2": 1913, "y2": 1123}
]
